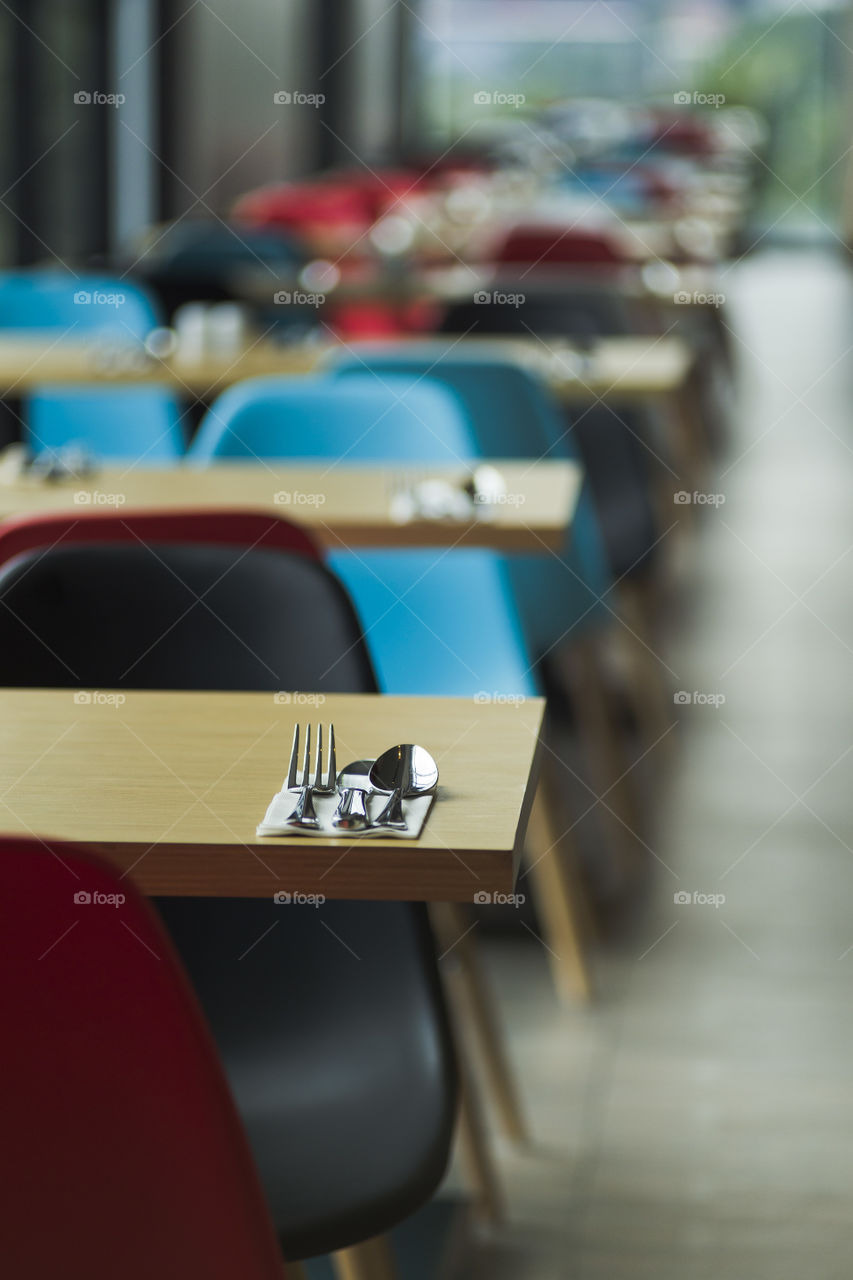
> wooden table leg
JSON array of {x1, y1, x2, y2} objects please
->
[
  {"x1": 431, "y1": 902, "x2": 529, "y2": 1143},
  {"x1": 568, "y1": 635, "x2": 643, "y2": 866},
  {"x1": 454, "y1": 1037, "x2": 505, "y2": 1224},
  {"x1": 523, "y1": 773, "x2": 593, "y2": 1004},
  {"x1": 669, "y1": 366, "x2": 712, "y2": 495},
  {"x1": 332, "y1": 1235, "x2": 398, "y2": 1280},
  {"x1": 618, "y1": 579, "x2": 675, "y2": 756}
]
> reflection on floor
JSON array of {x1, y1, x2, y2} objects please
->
[{"x1": 440, "y1": 248, "x2": 853, "y2": 1279}]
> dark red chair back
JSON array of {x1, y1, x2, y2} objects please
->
[
  {"x1": 0, "y1": 837, "x2": 286, "y2": 1279},
  {"x1": 495, "y1": 224, "x2": 627, "y2": 267},
  {"x1": 0, "y1": 508, "x2": 323, "y2": 569}
]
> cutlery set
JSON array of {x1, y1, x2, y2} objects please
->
[
  {"x1": 256, "y1": 723, "x2": 439, "y2": 839},
  {"x1": 388, "y1": 465, "x2": 507, "y2": 525}
]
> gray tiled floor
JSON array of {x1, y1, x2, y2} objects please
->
[{"x1": 446, "y1": 249, "x2": 853, "y2": 1278}]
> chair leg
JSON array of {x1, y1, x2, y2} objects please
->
[
  {"x1": 431, "y1": 902, "x2": 529, "y2": 1143},
  {"x1": 332, "y1": 1235, "x2": 398, "y2": 1280},
  {"x1": 670, "y1": 366, "x2": 712, "y2": 495},
  {"x1": 617, "y1": 579, "x2": 675, "y2": 755},
  {"x1": 522, "y1": 776, "x2": 593, "y2": 1004},
  {"x1": 567, "y1": 635, "x2": 643, "y2": 865},
  {"x1": 455, "y1": 1037, "x2": 506, "y2": 1224},
  {"x1": 431, "y1": 908, "x2": 506, "y2": 1222}
]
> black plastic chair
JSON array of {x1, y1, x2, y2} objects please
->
[
  {"x1": 0, "y1": 542, "x2": 458, "y2": 1263},
  {"x1": 127, "y1": 217, "x2": 308, "y2": 325},
  {"x1": 441, "y1": 282, "x2": 645, "y2": 344},
  {"x1": 570, "y1": 401, "x2": 664, "y2": 582}
]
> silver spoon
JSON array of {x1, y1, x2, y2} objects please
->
[
  {"x1": 369, "y1": 744, "x2": 439, "y2": 832},
  {"x1": 331, "y1": 759, "x2": 375, "y2": 831}
]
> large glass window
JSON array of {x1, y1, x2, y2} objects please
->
[{"x1": 404, "y1": 0, "x2": 853, "y2": 238}]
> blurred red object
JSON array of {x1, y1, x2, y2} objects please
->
[
  {"x1": 0, "y1": 508, "x2": 323, "y2": 569},
  {"x1": 649, "y1": 112, "x2": 719, "y2": 155},
  {"x1": 329, "y1": 297, "x2": 441, "y2": 339},
  {"x1": 0, "y1": 836, "x2": 286, "y2": 1280},
  {"x1": 495, "y1": 224, "x2": 627, "y2": 267},
  {"x1": 233, "y1": 169, "x2": 425, "y2": 250}
]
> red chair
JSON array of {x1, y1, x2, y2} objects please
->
[
  {"x1": 648, "y1": 111, "x2": 719, "y2": 156},
  {"x1": 494, "y1": 224, "x2": 628, "y2": 267},
  {"x1": 0, "y1": 508, "x2": 323, "y2": 569},
  {"x1": 0, "y1": 836, "x2": 286, "y2": 1280},
  {"x1": 234, "y1": 181, "x2": 374, "y2": 234},
  {"x1": 234, "y1": 171, "x2": 424, "y2": 237}
]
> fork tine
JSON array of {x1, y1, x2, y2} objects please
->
[
  {"x1": 313, "y1": 723, "x2": 323, "y2": 789},
  {"x1": 302, "y1": 723, "x2": 311, "y2": 790},
  {"x1": 327, "y1": 723, "x2": 336, "y2": 790},
  {"x1": 286, "y1": 723, "x2": 300, "y2": 789}
]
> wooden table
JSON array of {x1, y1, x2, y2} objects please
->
[
  {"x1": 0, "y1": 459, "x2": 581, "y2": 553},
  {"x1": 0, "y1": 689, "x2": 545, "y2": 901},
  {"x1": 0, "y1": 331, "x2": 693, "y2": 403},
  {"x1": 503, "y1": 335, "x2": 694, "y2": 404}
]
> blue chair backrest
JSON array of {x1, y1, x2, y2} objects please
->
[
  {"x1": 27, "y1": 387, "x2": 186, "y2": 462},
  {"x1": 330, "y1": 350, "x2": 612, "y2": 655},
  {"x1": 188, "y1": 374, "x2": 476, "y2": 465},
  {"x1": 189, "y1": 374, "x2": 537, "y2": 697},
  {"x1": 0, "y1": 272, "x2": 159, "y2": 340}
]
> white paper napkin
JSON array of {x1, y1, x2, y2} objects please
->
[{"x1": 257, "y1": 787, "x2": 435, "y2": 839}]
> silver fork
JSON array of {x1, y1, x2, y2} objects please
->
[{"x1": 285, "y1": 723, "x2": 336, "y2": 830}]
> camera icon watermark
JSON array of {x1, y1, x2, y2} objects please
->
[
  {"x1": 273, "y1": 490, "x2": 326, "y2": 507},
  {"x1": 73, "y1": 888, "x2": 126, "y2": 906},
  {"x1": 474, "y1": 691, "x2": 526, "y2": 706},
  {"x1": 473, "y1": 490, "x2": 525, "y2": 507},
  {"x1": 273, "y1": 290, "x2": 325, "y2": 308},
  {"x1": 273, "y1": 90, "x2": 325, "y2": 106},
  {"x1": 674, "y1": 890, "x2": 726, "y2": 908},
  {"x1": 273, "y1": 890, "x2": 326, "y2": 907},
  {"x1": 73, "y1": 690, "x2": 127, "y2": 708},
  {"x1": 273, "y1": 692, "x2": 326, "y2": 706},
  {"x1": 74, "y1": 289, "x2": 124, "y2": 307},
  {"x1": 473, "y1": 90, "x2": 526, "y2": 109},
  {"x1": 673, "y1": 490, "x2": 725, "y2": 507},
  {"x1": 73, "y1": 490, "x2": 126, "y2": 507},
  {"x1": 673, "y1": 90, "x2": 725, "y2": 109},
  {"x1": 673, "y1": 690, "x2": 726, "y2": 708},
  {"x1": 473, "y1": 890, "x2": 526, "y2": 906},
  {"x1": 73, "y1": 90, "x2": 126, "y2": 107},
  {"x1": 473, "y1": 289, "x2": 524, "y2": 308},
  {"x1": 674, "y1": 290, "x2": 726, "y2": 307}
]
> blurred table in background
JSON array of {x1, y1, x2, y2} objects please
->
[
  {"x1": 0, "y1": 459, "x2": 582, "y2": 553},
  {"x1": 0, "y1": 332, "x2": 695, "y2": 403}
]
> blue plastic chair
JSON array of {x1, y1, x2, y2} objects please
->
[
  {"x1": 0, "y1": 271, "x2": 159, "y2": 340},
  {"x1": 188, "y1": 376, "x2": 537, "y2": 697},
  {"x1": 26, "y1": 386, "x2": 186, "y2": 462},
  {"x1": 329, "y1": 349, "x2": 613, "y2": 660}
]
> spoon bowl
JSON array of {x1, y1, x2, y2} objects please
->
[
  {"x1": 369, "y1": 744, "x2": 439, "y2": 831},
  {"x1": 369, "y1": 744, "x2": 439, "y2": 795}
]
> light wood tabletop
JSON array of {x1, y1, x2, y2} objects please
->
[
  {"x1": 0, "y1": 331, "x2": 694, "y2": 401},
  {"x1": 0, "y1": 689, "x2": 545, "y2": 901},
  {"x1": 0, "y1": 459, "x2": 581, "y2": 552},
  {"x1": 502, "y1": 335, "x2": 695, "y2": 402},
  {"x1": 328, "y1": 334, "x2": 695, "y2": 402}
]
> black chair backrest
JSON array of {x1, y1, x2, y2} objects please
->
[
  {"x1": 0, "y1": 543, "x2": 377, "y2": 693},
  {"x1": 441, "y1": 284, "x2": 640, "y2": 342},
  {"x1": 571, "y1": 403, "x2": 662, "y2": 579}
]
